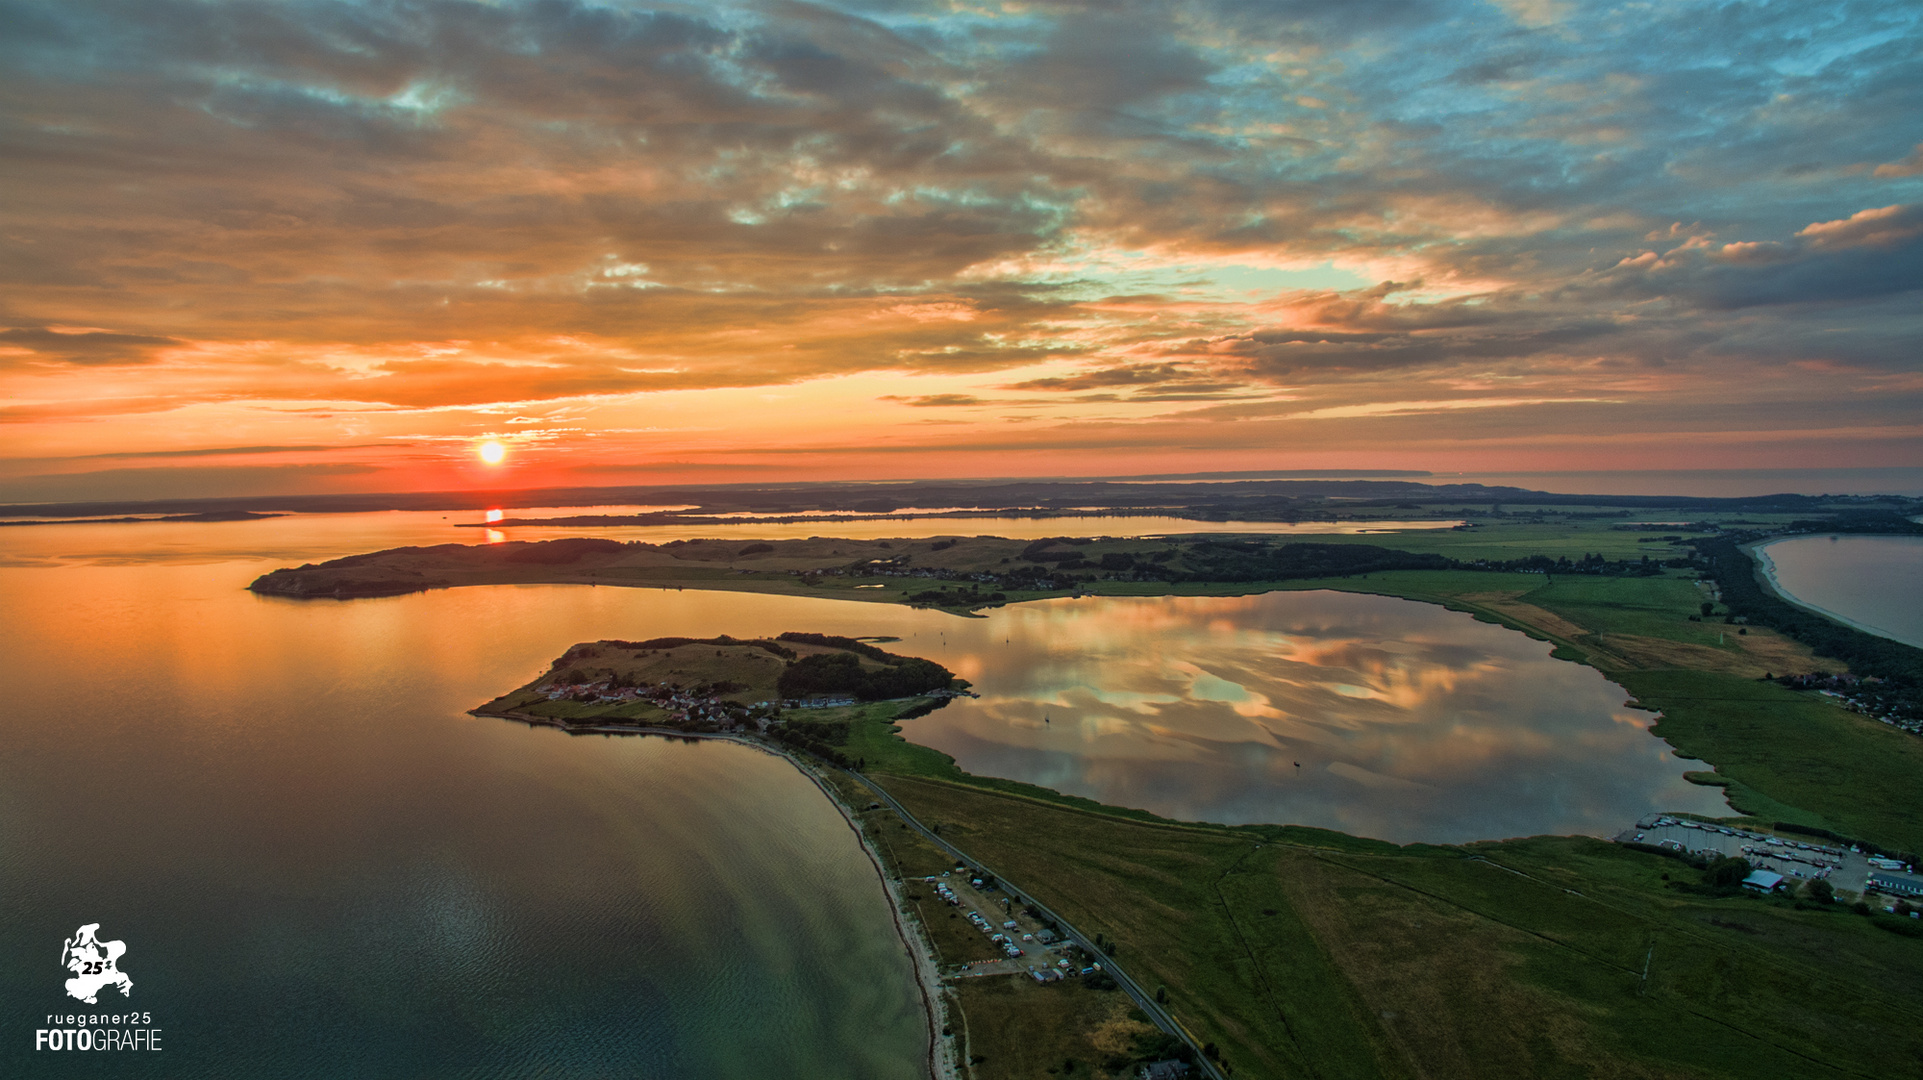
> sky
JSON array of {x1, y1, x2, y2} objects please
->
[{"x1": 2, "y1": 0, "x2": 1920, "y2": 502}]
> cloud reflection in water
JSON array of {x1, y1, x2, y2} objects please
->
[{"x1": 907, "y1": 591, "x2": 1727, "y2": 844}]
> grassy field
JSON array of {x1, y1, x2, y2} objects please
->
[
  {"x1": 1621, "y1": 670, "x2": 1923, "y2": 853},
  {"x1": 862, "y1": 774, "x2": 1923, "y2": 1080},
  {"x1": 823, "y1": 770, "x2": 1168, "y2": 1080}
]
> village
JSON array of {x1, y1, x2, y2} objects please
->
[{"x1": 1778, "y1": 672, "x2": 1923, "y2": 736}]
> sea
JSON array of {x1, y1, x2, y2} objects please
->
[{"x1": 1754, "y1": 534, "x2": 1923, "y2": 650}]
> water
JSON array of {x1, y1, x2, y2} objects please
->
[
  {"x1": 0, "y1": 561, "x2": 929, "y2": 1078},
  {"x1": 0, "y1": 511, "x2": 1729, "y2": 1072},
  {"x1": 0, "y1": 509, "x2": 1458, "y2": 569},
  {"x1": 898, "y1": 591, "x2": 1726, "y2": 843},
  {"x1": 1754, "y1": 535, "x2": 1923, "y2": 649}
]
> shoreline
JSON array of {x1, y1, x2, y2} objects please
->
[
  {"x1": 786, "y1": 757, "x2": 959, "y2": 1080},
  {"x1": 1745, "y1": 537, "x2": 1923, "y2": 649},
  {"x1": 477, "y1": 708, "x2": 956, "y2": 1080}
]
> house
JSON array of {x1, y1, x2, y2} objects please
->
[
  {"x1": 1142, "y1": 1062, "x2": 1191, "y2": 1080},
  {"x1": 1869, "y1": 872, "x2": 1923, "y2": 897},
  {"x1": 1741, "y1": 870, "x2": 1784, "y2": 892}
]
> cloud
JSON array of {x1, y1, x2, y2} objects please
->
[
  {"x1": 1599, "y1": 203, "x2": 1923, "y2": 309},
  {"x1": 0, "y1": 328, "x2": 180, "y2": 365},
  {"x1": 883, "y1": 394, "x2": 985, "y2": 407},
  {"x1": 65, "y1": 443, "x2": 398, "y2": 460},
  {"x1": 1873, "y1": 144, "x2": 1923, "y2": 178},
  {"x1": 1003, "y1": 364, "x2": 1205, "y2": 391},
  {"x1": 1282, "y1": 397, "x2": 1618, "y2": 420},
  {"x1": 1795, "y1": 204, "x2": 1923, "y2": 250},
  {"x1": 0, "y1": 463, "x2": 381, "y2": 503},
  {"x1": 1488, "y1": 0, "x2": 1570, "y2": 28},
  {"x1": 1715, "y1": 241, "x2": 1792, "y2": 265},
  {"x1": 1, "y1": 0, "x2": 1920, "y2": 487}
]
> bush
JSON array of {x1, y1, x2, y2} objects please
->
[
  {"x1": 1704, "y1": 856, "x2": 1752, "y2": 889},
  {"x1": 1871, "y1": 913, "x2": 1923, "y2": 938}
]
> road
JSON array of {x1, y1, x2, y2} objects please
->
[{"x1": 852, "y1": 768, "x2": 1229, "y2": 1080}]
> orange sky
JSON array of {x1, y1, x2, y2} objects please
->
[{"x1": 3, "y1": 1, "x2": 1920, "y2": 502}]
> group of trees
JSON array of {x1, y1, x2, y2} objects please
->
[
  {"x1": 775, "y1": 650, "x2": 954, "y2": 700},
  {"x1": 765, "y1": 718, "x2": 861, "y2": 769},
  {"x1": 605, "y1": 635, "x2": 798, "y2": 659},
  {"x1": 1476, "y1": 552, "x2": 1665, "y2": 576},
  {"x1": 770, "y1": 634, "x2": 958, "y2": 700},
  {"x1": 908, "y1": 587, "x2": 1008, "y2": 606},
  {"x1": 501, "y1": 537, "x2": 625, "y2": 564},
  {"x1": 1170, "y1": 541, "x2": 1454, "y2": 583}
]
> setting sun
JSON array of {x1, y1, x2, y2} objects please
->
[{"x1": 477, "y1": 440, "x2": 506, "y2": 466}]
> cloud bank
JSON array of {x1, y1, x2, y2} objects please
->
[{"x1": 1, "y1": 0, "x2": 1918, "y2": 496}]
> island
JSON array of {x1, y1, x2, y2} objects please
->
[{"x1": 259, "y1": 485, "x2": 1923, "y2": 1080}]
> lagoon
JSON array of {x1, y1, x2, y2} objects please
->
[{"x1": 898, "y1": 591, "x2": 1727, "y2": 844}]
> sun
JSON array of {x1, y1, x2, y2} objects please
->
[{"x1": 477, "y1": 440, "x2": 507, "y2": 466}]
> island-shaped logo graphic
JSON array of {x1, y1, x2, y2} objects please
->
[{"x1": 62, "y1": 923, "x2": 133, "y2": 1004}]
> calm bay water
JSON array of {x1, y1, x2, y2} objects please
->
[
  {"x1": 2, "y1": 511, "x2": 1730, "y2": 1073},
  {"x1": 1755, "y1": 534, "x2": 1923, "y2": 649},
  {"x1": 0, "y1": 560, "x2": 929, "y2": 1078}
]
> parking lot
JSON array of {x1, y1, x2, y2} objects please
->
[
  {"x1": 921, "y1": 871, "x2": 1095, "y2": 984},
  {"x1": 1621, "y1": 817, "x2": 1870, "y2": 891}
]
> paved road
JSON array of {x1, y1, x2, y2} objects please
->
[{"x1": 852, "y1": 768, "x2": 1228, "y2": 1080}]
